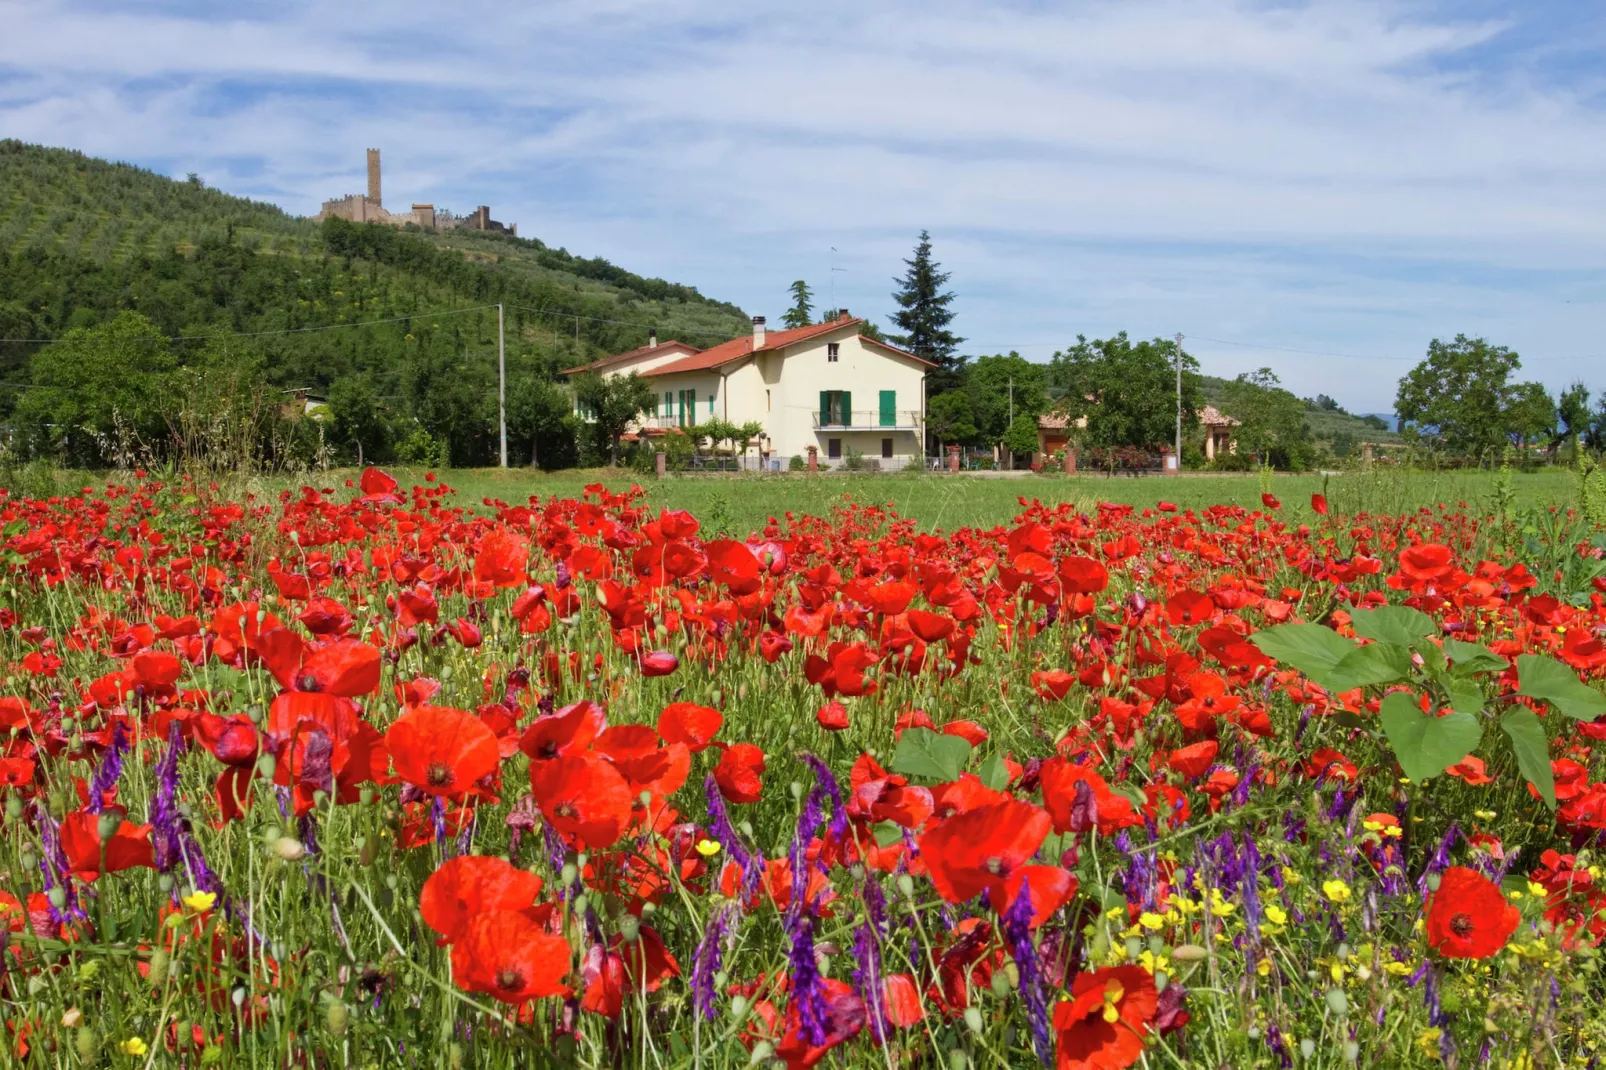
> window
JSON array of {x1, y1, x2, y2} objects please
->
[
  {"x1": 663, "y1": 391, "x2": 672, "y2": 419},
  {"x1": 827, "y1": 343, "x2": 840, "y2": 362},
  {"x1": 708, "y1": 394, "x2": 715, "y2": 419},
  {"x1": 882, "y1": 438, "x2": 893, "y2": 459},
  {"x1": 879, "y1": 390, "x2": 896, "y2": 427},
  {"x1": 819, "y1": 390, "x2": 851, "y2": 426},
  {"x1": 766, "y1": 389, "x2": 771, "y2": 411},
  {"x1": 828, "y1": 438, "x2": 842, "y2": 459}
]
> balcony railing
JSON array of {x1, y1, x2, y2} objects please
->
[{"x1": 812, "y1": 409, "x2": 922, "y2": 430}]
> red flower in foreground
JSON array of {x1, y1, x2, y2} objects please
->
[
  {"x1": 530, "y1": 753, "x2": 633, "y2": 849},
  {"x1": 420, "y1": 856, "x2": 544, "y2": 945},
  {"x1": 816, "y1": 701, "x2": 850, "y2": 731},
  {"x1": 1054, "y1": 965, "x2": 1157, "y2": 1070},
  {"x1": 1425, "y1": 866, "x2": 1519, "y2": 959},
  {"x1": 713, "y1": 743, "x2": 766, "y2": 804},
  {"x1": 919, "y1": 800, "x2": 1050, "y2": 903},
  {"x1": 59, "y1": 811, "x2": 155, "y2": 881},
  {"x1": 451, "y1": 909, "x2": 571, "y2": 1004},
  {"x1": 1311, "y1": 493, "x2": 1328, "y2": 515},
  {"x1": 386, "y1": 705, "x2": 500, "y2": 798}
]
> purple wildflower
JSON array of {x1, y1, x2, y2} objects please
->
[
  {"x1": 1003, "y1": 882, "x2": 1052, "y2": 1065},
  {"x1": 704, "y1": 774, "x2": 761, "y2": 900},
  {"x1": 1415, "y1": 823, "x2": 1461, "y2": 894},
  {"x1": 785, "y1": 905, "x2": 829, "y2": 1046},
  {"x1": 150, "y1": 724, "x2": 185, "y2": 872},
  {"x1": 692, "y1": 901, "x2": 741, "y2": 1020},
  {"x1": 85, "y1": 721, "x2": 130, "y2": 814}
]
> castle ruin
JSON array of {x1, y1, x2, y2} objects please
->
[{"x1": 315, "y1": 149, "x2": 516, "y2": 235}]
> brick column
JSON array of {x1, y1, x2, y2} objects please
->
[
  {"x1": 1064, "y1": 448, "x2": 1076, "y2": 475},
  {"x1": 655, "y1": 451, "x2": 666, "y2": 479},
  {"x1": 807, "y1": 446, "x2": 818, "y2": 473},
  {"x1": 946, "y1": 445, "x2": 960, "y2": 473}
]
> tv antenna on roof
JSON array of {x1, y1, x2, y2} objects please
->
[{"x1": 830, "y1": 247, "x2": 848, "y2": 318}]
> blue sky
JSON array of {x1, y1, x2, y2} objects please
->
[{"x1": 3, "y1": 0, "x2": 1605, "y2": 411}]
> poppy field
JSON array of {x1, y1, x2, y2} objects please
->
[{"x1": 2, "y1": 468, "x2": 1605, "y2": 1068}]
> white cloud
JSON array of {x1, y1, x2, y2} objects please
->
[{"x1": 3, "y1": 0, "x2": 1605, "y2": 408}]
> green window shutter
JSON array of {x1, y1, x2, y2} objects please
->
[
  {"x1": 820, "y1": 391, "x2": 830, "y2": 426},
  {"x1": 708, "y1": 394, "x2": 715, "y2": 419},
  {"x1": 879, "y1": 390, "x2": 895, "y2": 426},
  {"x1": 841, "y1": 391, "x2": 851, "y2": 426}
]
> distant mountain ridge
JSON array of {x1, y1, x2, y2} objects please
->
[{"x1": 1197, "y1": 373, "x2": 1401, "y2": 449}]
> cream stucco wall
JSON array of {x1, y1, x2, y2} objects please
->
[{"x1": 590, "y1": 323, "x2": 927, "y2": 467}]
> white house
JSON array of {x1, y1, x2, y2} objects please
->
[{"x1": 562, "y1": 313, "x2": 933, "y2": 469}]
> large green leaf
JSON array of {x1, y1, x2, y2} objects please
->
[
  {"x1": 1250, "y1": 624, "x2": 1357, "y2": 687},
  {"x1": 977, "y1": 751, "x2": 1011, "y2": 791},
  {"x1": 1445, "y1": 678, "x2": 1484, "y2": 717},
  {"x1": 889, "y1": 727, "x2": 972, "y2": 782},
  {"x1": 1378, "y1": 690, "x2": 1483, "y2": 783},
  {"x1": 1499, "y1": 707, "x2": 1555, "y2": 808},
  {"x1": 1515, "y1": 654, "x2": 1606, "y2": 721},
  {"x1": 1324, "y1": 642, "x2": 1412, "y2": 692},
  {"x1": 1443, "y1": 639, "x2": 1508, "y2": 675},
  {"x1": 1349, "y1": 605, "x2": 1437, "y2": 648}
]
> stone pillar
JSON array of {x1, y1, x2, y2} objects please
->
[
  {"x1": 1362, "y1": 442, "x2": 1374, "y2": 467},
  {"x1": 655, "y1": 451, "x2": 666, "y2": 479},
  {"x1": 1064, "y1": 448, "x2": 1077, "y2": 475},
  {"x1": 807, "y1": 446, "x2": 818, "y2": 473},
  {"x1": 946, "y1": 445, "x2": 960, "y2": 473}
]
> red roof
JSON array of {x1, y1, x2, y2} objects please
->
[
  {"x1": 561, "y1": 339, "x2": 699, "y2": 376},
  {"x1": 640, "y1": 319, "x2": 936, "y2": 377}
]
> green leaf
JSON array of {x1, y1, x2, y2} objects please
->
[
  {"x1": 1499, "y1": 707, "x2": 1555, "y2": 809},
  {"x1": 1446, "y1": 678, "x2": 1484, "y2": 716},
  {"x1": 977, "y1": 751, "x2": 1010, "y2": 791},
  {"x1": 1324, "y1": 642, "x2": 1412, "y2": 691},
  {"x1": 1443, "y1": 640, "x2": 1508, "y2": 675},
  {"x1": 1348, "y1": 605, "x2": 1437, "y2": 648},
  {"x1": 872, "y1": 821, "x2": 905, "y2": 847},
  {"x1": 1378, "y1": 690, "x2": 1483, "y2": 783},
  {"x1": 1250, "y1": 624, "x2": 1357, "y2": 687},
  {"x1": 889, "y1": 726, "x2": 972, "y2": 783},
  {"x1": 1515, "y1": 654, "x2": 1606, "y2": 721}
]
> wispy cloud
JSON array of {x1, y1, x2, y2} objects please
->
[{"x1": 3, "y1": 0, "x2": 1604, "y2": 407}]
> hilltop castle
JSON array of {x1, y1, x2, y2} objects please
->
[{"x1": 314, "y1": 149, "x2": 516, "y2": 235}]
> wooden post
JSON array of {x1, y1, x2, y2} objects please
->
[
  {"x1": 807, "y1": 446, "x2": 819, "y2": 473},
  {"x1": 946, "y1": 445, "x2": 960, "y2": 473},
  {"x1": 1064, "y1": 448, "x2": 1076, "y2": 475}
]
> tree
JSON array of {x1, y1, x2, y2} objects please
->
[
  {"x1": 328, "y1": 376, "x2": 395, "y2": 465},
  {"x1": 506, "y1": 375, "x2": 573, "y2": 469},
  {"x1": 966, "y1": 353, "x2": 1047, "y2": 447},
  {"x1": 927, "y1": 391, "x2": 979, "y2": 457},
  {"x1": 888, "y1": 231, "x2": 964, "y2": 393},
  {"x1": 1554, "y1": 381, "x2": 1591, "y2": 457},
  {"x1": 15, "y1": 310, "x2": 178, "y2": 465},
  {"x1": 1504, "y1": 381, "x2": 1556, "y2": 451},
  {"x1": 1395, "y1": 335, "x2": 1548, "y2": 462},
  {"x1": 1220, "y1": 368, "x2": 1312, "y2": 470},
  {"x1": 736, "y1": 420, "x2": 765, "y2": 471},
  {"x1": 1002, "y1": 413, "x2": 1041, "y2": 466},
  {"x1": 782, "y1": 281, "x2": 814, "y2": 330},
  {"x1": 573, "y1": 371, "x2": 655, "y2": 466},
  {"x1": 1047, "y1": 333, "x2": 1201, "y2": 449}
]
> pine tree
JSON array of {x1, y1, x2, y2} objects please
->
[
  {"x1": 888, "y1": 230, "x2": 963, "y2": 388},
  {"x1": 783, "y1": 280, "x2": 814, "y2": 329}
]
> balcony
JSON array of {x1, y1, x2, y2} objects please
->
[{"x1": 812, "y1": 409, "x2": 922, "y2": 431}]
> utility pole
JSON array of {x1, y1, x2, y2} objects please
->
[
  {"x1": 497, "y1": 303, "x2": 507, "y2": 468},
  {"x1": 1174, "y1": 332, "x2": 1184, "y2": 473}
]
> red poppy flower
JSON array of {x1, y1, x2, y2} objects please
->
[
  {"x1": 657, "y1": 702, "x2": 722, "y2": 752},
  {"x1": 1168, "y1": 740, "x2": 1218, "y2": 779},
  {"x1": 714, "y1": 743, "x2": 766, "y2": 804},
  {"x1": 640, "y1": 650, "x2": 679, "y2": 677},
  {"x1": 1165, "y1": 590, "x2": 1215, "y2": 627},
  {"x1": 421, "y1": 856, "x2": 544, "y2": 945},
  {"x1": 881, "y1": 974, "x2": 924, "y2": 1028},
  {"x1": 531, "y1": 753, "x2": 633, "y2": 849},
  {"x1": 1261, "y1": 493, "x2": 1281, "y2": 510},
  {"x1": 59, "y1": 811, "x2": 155, "y2": 881},
  {"x1": 704, "y1": 540, "x2": 762, "y2": 595},
  {"x1": 907, "y1": 609, "x2": 956, "y2": 644},
  {"x1": 1040, "y1": 758, "x2": 1141, "y2": 836},
  {"x1": 1425, "y1": 866, "x2": 1519, "y2": 959},
  {"x1": 451, "y1": 909, "x2": 571, "y2": 1004},
  {"x1": 1053, "y1": 965, "x2": 1157, "y2": 1070},
  {"x1": 1311, "y1": 493, "x2": 1328, "y2": 515},
  {"x1": 1058, "y1": 557, "x2": 1109, "y2": 595},
  {"x1": 387, "y1": 705, "x2": 500, "y2": 798},
  {"x1": 816, "y1": 701, "x2": 850, "y2": 731},
  {"x1": 594, "y1": 725, "x2": 691, "y2": 801},
  {"x1": 919, "y1": 800, "x2": 1051, "y2": 903},
  {"x1": 474, "y1": 528, "x2": 530, "y2": 589},
  {"x1": 254, "y1": 629, "x2": 381, "y2": 697},
  {"x1": 520, "y1": 700, "x2": 606, "y2": 764}
]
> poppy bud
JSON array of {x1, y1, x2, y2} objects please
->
[
  {"x1": 75, "y1": 1027, "x2": 98, "y2": 1060},
  {"x1": 618, "y1": 915, "x2": 640, "y2": 942},
  {"x1": 1300, "y1": 1039, "x2": 1315, "y2": 1059},
  {"x1": 326, "y1": 1001, "x2": 349, "y2": 1036},
  {"x1": 747, "y1": 1041, "x2": 773, "y2": 1065},
  {"x1": 1325, "y1": 989, "x2": 1348, "y2": 1016},
  {"x1": 47, "y1": 886, "x2": 66, "y2": 910},
  {"x1": 989, "y1": 971, "x2": 1010, "y2": 999},
  {"x1": 962, "y1": 1007, "x2": 983, "y2": 1034},
  {"x1": 4, "y1": 795, "x2": 20, "y2": 820},
  {"x1": 949, "y1": 1053, "x2": 968, "y2": 1070},
  {"x1": 1343, "y1": 1042, "x2": 1360, "y2": 1062},
  {"x1": 148, "y1": 950, "x2": 170, "y2": 986},
  {"x1": 730, "y1": 995, "x2": 749, "y2": 1020},
  {"x1": 270, "y1": 836, "x2": 306, "y2": 861}
]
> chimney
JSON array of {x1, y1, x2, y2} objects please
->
[
  {"x1": 752, "y1": 315, "x2": 766, "y2": 349},
  {"x1": 648, "y1": 328, "x2": 658, "y2": 349},
  {"x1": 838, "y1": 308, "x2": 850, "y2": 322},
  {"x1": 366, "y1": 148, "x2": 381, "y2": 206}
]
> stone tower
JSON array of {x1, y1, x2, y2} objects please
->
[{"x1": 366, "y1": 148, "x2": 381, "y2": 206}]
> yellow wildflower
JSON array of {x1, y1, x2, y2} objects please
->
[
  {"x1": 182, "y1": 890, "x2": 217, "y2": 913},
  {"x1": 694, "y1": 839, "x2": 721, "y2": 858},
  {"x1": 1265, "y1": 904, "x2": 1288, "y2": 926},
  {"x1": 1323, "y1": 879, "x2": 1352, "y2": 904},
  {"x1": 118, "y1": 1038, "x2": 149, "y2": 1056},
  {"x1": 1138, "y1": 912, "x2": 1166, "y2": 932}
]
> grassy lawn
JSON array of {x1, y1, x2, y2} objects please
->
[{"x1": 371, "y1": 466, "x2": 1577, "y2": 532}]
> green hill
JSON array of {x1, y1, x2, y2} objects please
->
[
  {"x1": 0, "y1": 141, "x2": 751, "y2": 465},
  {"x1": 1198, "y1": 373, "x2": 1399, "y2": 459}
]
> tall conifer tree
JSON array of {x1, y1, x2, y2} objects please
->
[{"x1": 888, "y1": 231, "x2": 963, "y2": 392}]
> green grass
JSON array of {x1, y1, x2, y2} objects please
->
[{"x1": 368, "y1": 467, "x2": 1577, "y2": 534}]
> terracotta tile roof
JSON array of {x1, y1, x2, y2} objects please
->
[
  {"x1": 560, "y1": 340, "x2": 699, "y2": 376},
  {"x1": 643, "y1": 319, "x2": 863, "y2": 377},
  {"x1": 1199, "y1": 404, "x2": 1240, "y2": 427},
  {"x1": 1037, "y1": 412, "x2": 1072, "y2": 430}
]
